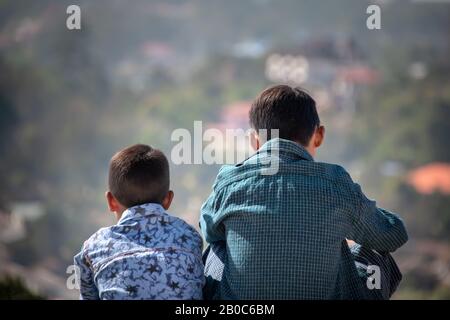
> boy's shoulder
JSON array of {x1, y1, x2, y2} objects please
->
[
  {"x1": 212, "y1": 160, "x2": 355, "y2": 193},
  {"x1": 80, "y1": 212, "x2": 203, "y2": 257},
  {"x1": 165, "y1": 213, "x2": 203, "y2": 245},
  {"x1": 314, "y1": 162, "x2": 355, "y2": 184},
  {"x1": 81, "y1": 225, "x2": 115, "y2": 253}
]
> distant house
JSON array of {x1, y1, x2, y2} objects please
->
[
  {"x1": 336, "y1": 65, "x2": 379, "y2": 86},
  {"x1": 407, "y1": 163, "x2": 450, "y2": 195},
  {"x1": 0, "y1": 202, "x2": 44, "y2": 243},
  {"x1": 264, "y1": 36, "x2": 379, "y2": 115},
  {"x1": 205, "y1": 101, "x2": 253, "y2": 163},
  {"x1": 232, "y1": 40, "x2": 268, "y2": 58},
  {"x1": 206, "y1": 101, "x2": 251, "y2": 132},
  {"x1": 219, "y1": 101, "x2": 251, "y2": 129},
  {"x1": 140, "y1": 41, "x2": 175, "y2": 61},
  {"x1": 114, "y1": 41, "x2": 178, "y2": 92}
]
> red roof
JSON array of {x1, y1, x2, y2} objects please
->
[
  {"x1": 140, "y1": 42, "x2": 174, "y2": 58},
  {"x1": 205, "y1": 101, "x2": 251, "y2": 132},
  {"x1": 220, "y1": 101, "x2": 251, "y2": 122},
  {"x1": 338, "y1": 66, "x2": 379, "y2": 85},
  {"x1": 407, "y1": 163, "x2": 450, "y2": 195}
]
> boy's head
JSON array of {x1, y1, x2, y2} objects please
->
[
  {"x1": 249, "y1": 85, "x2": 325, "y2": 157},
  {"x1": 106, "y1": 144, "x2": 173, "y2": 219}
]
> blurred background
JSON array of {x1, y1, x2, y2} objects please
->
[{"x1": 0, "y1": 0, "x2": 449, "y2": 299}]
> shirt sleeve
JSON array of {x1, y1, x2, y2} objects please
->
[
  {"x1": 347, "y1": 181, "x2": 409, "y2": 253},
  {"x1": 200, "y1": 188, "x2": 226, "y2": 243},
  {"x1": 73, "y1": 247, "x2": 100, "y2": 300}
]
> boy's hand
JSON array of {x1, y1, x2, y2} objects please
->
[{"x1": 346, "y1": 239, "x2": 356, "y2": 247}]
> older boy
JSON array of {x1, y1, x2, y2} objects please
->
[
  {"x1": 201, "y1": 85, "x2": 408, "y2": 299},
  {"x1": 74, "y1": 144, "x2": 204, "y2": 300}
]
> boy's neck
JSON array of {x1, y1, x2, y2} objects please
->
[
  {"x1": 114, "y1": 202, "x2": 167, "y2": 222},
  {"x1": 304, "y1": 145, "x2": 316, "y2": 158},
  {"x1": 114, "y1": 210, "x2": 125, "y2": 221},
  {"x1": 292, "y1": 139, "x2": 316, "y2": 158},
  {"x1": 260, "y1": 138, "x2": 316, "y2": 158}
]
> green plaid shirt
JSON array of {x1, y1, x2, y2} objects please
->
[{"x1": 200, "y1": 138, "x2": 408, "y2": 299}]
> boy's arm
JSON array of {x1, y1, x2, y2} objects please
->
[
  {"x1": 74, "y1": 247, "x2": 99, "y2": 300},
  {"x1": 347, "y1": 181, "x2": 408, "y2": 253},
  {"x1": 200, "y1": 190, "x2": 226, "y2": 243}
]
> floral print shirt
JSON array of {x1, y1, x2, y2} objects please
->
[{"x1": 74, "y1": 203, "x2": 204, "y2": 300}]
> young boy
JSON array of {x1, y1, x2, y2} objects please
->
[
  {"x1": 74, "y1": 144, "x2": 204, "y2": 300},
  {"x1": 201, "y1": 85, "x2": 408, "y2": 300}
]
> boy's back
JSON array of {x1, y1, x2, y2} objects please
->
[
  {"x1": 201, "y1": 139, "x2": 408, "y2": 299},
  {"x1": 76, "y1": 203, "x2": 204, "y2": 300}
]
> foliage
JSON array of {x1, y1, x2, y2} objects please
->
[{"x1": 0, "y1": 275, "x2": 44, "y2": 300}]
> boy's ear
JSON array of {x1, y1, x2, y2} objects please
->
[
  {"x1": 162, "y1": 190, "x2": 174, "y2": 210},
  {"x1": 250, "y1": 130, "x2": 260, "y2": 151},
  {"x1": 106, "y1": 191, "x2": 121, "y2": 213},
  {"x1": 314, "y1": 125, "x2": 325, "y2": 148}
]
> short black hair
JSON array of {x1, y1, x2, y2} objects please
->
[
  {"x1": 249, "y1": 85, "x2": 320, "y2": 145},
  {"x1": 108, "y1": 144, "x2": 170, "y2": 208}
]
